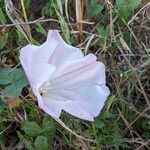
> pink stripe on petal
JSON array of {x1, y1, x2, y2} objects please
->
[{"x1": 52, "y1": 60, "x2": 105, "y2": 86}]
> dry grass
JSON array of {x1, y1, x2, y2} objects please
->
[{"x1": 0, "y1": 0, "x2": 150, "y2": 149}]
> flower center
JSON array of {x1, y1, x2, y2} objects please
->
[
  {"x1": 39, "y1": 86, "x2": 46, "y2": 96},
  {"x1": 39, "y1": 80, "x2": 54, "y2": 97}
]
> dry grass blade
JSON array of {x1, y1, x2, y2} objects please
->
[
  {"x1": 128, "y1": 2, "x2": 150, "y2": 25},
  {"x1": 0, "y1": 19, "x2": 94, "y2": 28},
  {"x1": 0, "y1": 18, "x2": 61, "y2": 28},
  {"x1": 76, "y1": 0, "x2": 83, "y2": 32},
  {"x1": 54, "y1": 117, "x2": 96, "y2": 143},
  {"x1": 56, "y1": 0, "x2": 63, "y2": 15},
  {"x1": 120, "y1": 37, "x2": 132, "y2": 53},
  {"x1": 20, "y1": 0, "x2": 28, "y2": 23},
  {"x1": 85, "y1": 34, "x2": 95, "y2": 55},
  {"x1": 116, "y1": 43, "x2": 150, "y2": 109},
  {"x1": 65, "y1": 0, "x2": 69, "y2": 22},
  {"x1": 4, "y1": 0, "x2": 31, "y2": 43}
]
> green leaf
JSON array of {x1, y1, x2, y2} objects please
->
[
  {"x1": 0, "y1": 8, "x2": 7, "y2": 24},
  {"x1": 0, "y1": 68, "x2": 28, "y2": 97},
  {"x1": 36, "y1": 23, "x2": 47, "y2": 36},
  {"x1": 0, "y1": 96, "x2": 5, "y2": 113},
  {"x1": 41, "y1": 116, "x2": 56, "y2": 144},
  {"x1": 0, "y1": 68, "x2": 13, "y2": 85},
  {"x1": 0, "y1": 135, "x2": 5, "y2": 145},
  {"x1": 42, "y1": 116, "x2": 54, "y2": 127},
  {"x1": 41, "y1": 1, "x2": 54, "y2": 16},
  {"x1": 0, "y1": 6, "x2": 7, "y2": 50},
  {"x1": 24, "y1": 0, "x2": 30, "y2": 8},
  {"x1": 116, "y1": 0, "x2": 141, "y2": 20},
  {"x1": 102, "y1": 111, "x2": 111, "y2": 119},
  {"x1": 88, "y1": 0, "x2": 104, "y2": 19},
  {"x1": 52, "y1": 0, "x2": 72, "y2": 45},
  {"x1": 23, "y1": 121, "x2": 41, "y2": 137},
  {"x1": 17, "y1": 132, "x2": 35, "y2": 150},
  {"x1": 106, "y1": 95, "x2": 116, "y2": 111},
  {"x1": 97, "y1": 26, "x2": 108, "y2": 47},
  {"x1": 34, "y1": 136, "x2": 49, "y2": 150},
  {"x1": 0, "y1": 33, "x2": 8, "y2": 50},
  {"x1": 0, "y1": 68, "x2": 26, "y2": 85},
  {"x1": 94, "y1": 119, "x2": 105, "y2": 129}
]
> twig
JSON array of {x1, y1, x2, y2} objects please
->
[
  {"x1": 128, "y1": 2, "x2": 150, "y2": 25},
  {"x1": 0, "y1": 18, "x2": 94, "y2": 28}
]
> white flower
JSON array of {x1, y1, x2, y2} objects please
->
[{"x1": 19, "y1": 30, "x2": 110, "y2": 121}]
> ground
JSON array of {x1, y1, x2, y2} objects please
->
[{"x1": 0, "y1": 0, "x2": 150, "y2": 150}]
